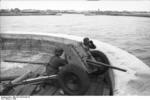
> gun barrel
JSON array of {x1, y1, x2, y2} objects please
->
[
  {"x1": 0, "y1": 75, "x2": 57, "y2": 93},
  {"x1": 4, "y1": 60, "x2": 47, "y2": 65},
  {"x1": 20, "y1": 75, "x2": 57, "y2": 85},
  {"x1": 86, "y1": 59, "x2": 127, "y2": 72},
  {"x1": 5, "y1": 75, "x2": 57, "y2": 88}
]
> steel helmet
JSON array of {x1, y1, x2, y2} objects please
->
[
  {"x1": 83, "y1": 37, "x2": 90, "y2": 46},
  {"x1": 54, "y1": 47, "x2": 64, "y2": 55}
]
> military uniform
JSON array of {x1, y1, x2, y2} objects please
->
[
  {"x1": 83, "y1": 37, "x2": 96, "y2": 50},
  {"x1": 46, "y1": 56, "x2": 67, "y2": 75}
]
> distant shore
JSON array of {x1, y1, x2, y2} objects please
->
[
  {"x1": 0, "y1": 13, "x2": 62, "y2": 16},
  {"x1": 0, "y1": 9, "x2": 150, "y2": 18},
  {"x1": 84, "y1": 11, "x2": 150, "y2": 18}
]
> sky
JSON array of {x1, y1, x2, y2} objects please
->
[{"x1": 0, "y1": 0, "x2": 150, "y2": 11}]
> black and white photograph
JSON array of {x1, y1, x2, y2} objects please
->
[{"x1": 0, "y1": 0, "x2": 150, "y2": 98}]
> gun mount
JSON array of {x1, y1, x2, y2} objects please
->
[{"x1": 62, "y1": 43, "x2": 127, "y2": 73}]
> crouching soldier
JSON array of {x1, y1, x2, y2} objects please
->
[
  {"x1": 45, "y1": 47, "x2": 68, "y2": 75},
  {"x1": 83, "y1": 37, "x2": 96, "y2": 50},
  {"x1": 35, "y1": 47, "x2": 67, "y2": 92},
  {"x1": 80, "y1": 37, "x2": 96, "y2": 59}
]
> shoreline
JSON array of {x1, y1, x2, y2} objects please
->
[
  {"x1": 1, "y1": 11, "x2": 150, "y2": 18},
  {"x1": 1, "y1": 13, "x2": 150, "y2": 18}
]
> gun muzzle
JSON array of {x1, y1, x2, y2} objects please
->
[{"x1": 86, "y1": 59, "x2": 127, "y2": 72}]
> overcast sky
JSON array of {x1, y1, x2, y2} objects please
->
[{"x1": 0, "y1": 0, "x2": 150, "y2": 11}]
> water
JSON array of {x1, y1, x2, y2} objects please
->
[{"x1": 0, "y1": 14, "x2": 150, "y2": 67}]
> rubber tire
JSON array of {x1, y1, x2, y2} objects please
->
[
  {"x1": 90, "y1": 50, "x2": 110, "y2": 74},
  {"x1": 90, "y1": 50, "x2": 113, "y2": 95},
  {"x1": 90, "y1": 50, "x2": 110, "y2": 64},
  {"x1": 58, "y1": 64, "x2": 90, "y2": 95}
]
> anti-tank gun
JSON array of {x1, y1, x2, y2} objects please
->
[{"x1": 58, "y1": 42, "x2": 127, "y2": 95}]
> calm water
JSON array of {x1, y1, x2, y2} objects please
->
[{"x1": 0, "y1": 14, "x2": 150, "y2": 67}]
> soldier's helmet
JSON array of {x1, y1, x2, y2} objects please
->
[
  {"x1": 54, "y1": 47, "x2": 64, "y2": 56},
  {"x1": 83, "y1": 37, "x2": 90, "y2": 46}
]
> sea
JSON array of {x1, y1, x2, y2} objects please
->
[{"x1": 0, "y1": 14, "x2": 150, "y2": 67}]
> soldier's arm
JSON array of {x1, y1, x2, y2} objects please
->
[
  {"x1": 89, "y1": 41, "x2": 96, "y2": 49},
  {"x1": 60, "y1": 58, "x2": 68, "y2": 65}
]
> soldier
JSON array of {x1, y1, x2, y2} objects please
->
[
  {"x1": 83, "y1": 37, "x2": 96, "y2": 50},
  {"x1": 35, "y1": 47, "x2": 67, "y2": 92},
  {"x1": 81, "y1": 37, "x2": 96, "y2": 59},
  {"x1": 45, "y1": 47, "x2": 67, "y2": 75}
]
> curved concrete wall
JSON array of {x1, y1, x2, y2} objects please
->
[
  {"x1": 0, "y1": 33, "x2": 79, "y2": 81},
  {"x1": 1, "y1": 33, "x2": 77, "y2": 53}
]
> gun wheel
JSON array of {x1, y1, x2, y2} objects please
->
[
  {"x1": 90, "y1": 50, "x2": 113, "y2": 95},
  {"x1": 90, "y1": 50, "x2": 110, "y2": 74},
  {"x1": 58, "y1": 64, "x2": 90, "y2": 95}
]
